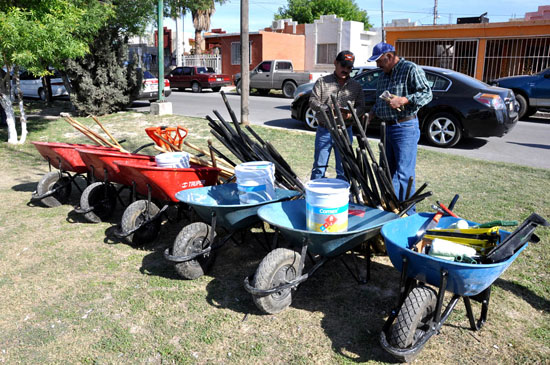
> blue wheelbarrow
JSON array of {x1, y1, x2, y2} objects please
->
[
  {"x1": 379, "y1": 212, "x2": 549, "y2": 362},
  {"x1": 163, "y1": 183, "x2": 300, "y2": 280},
  {"x1": 244, "y1": 199, "x2": 400, "y2": 314}
]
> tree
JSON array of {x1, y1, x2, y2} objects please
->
[
  {"x1": 63, "y1": 0, "x2": 157, "y2": 115},
  {"x1": 166, "y1": 0, "x2": 226, "y2": 55},
  {"x1": 0, "y1": 0, "x2": 111, "y2": 144},
  {"x1": 275, "y1": 0, "x2": 372, "y2": 30}
]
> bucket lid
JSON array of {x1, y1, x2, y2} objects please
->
[
  {"x1": 305, "y1": 178, "x2": 350, "y2": 194},
  {"x1": 235, "y1": 161, "x2": 273, "y2": 172}
]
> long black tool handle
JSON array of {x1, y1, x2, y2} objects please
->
[
  {"x1": 220, "y1": 90, "x2": 243, "y2": 136},
  {"x1": 448, "y1": 194, "x2": 460, "y2": 211}
]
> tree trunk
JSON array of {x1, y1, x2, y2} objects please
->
[
  {"x1": 0, "y1": 93, "x2": 18, "y2": 144},
  {"x1": 194, "y1": 29, "x2": 203, "y2": 55}
]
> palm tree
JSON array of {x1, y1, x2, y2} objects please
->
[{"x1": 192, "y1": 1, "x2": 215, "y2": 54}]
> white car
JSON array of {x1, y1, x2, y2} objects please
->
[
  {"x1": 138, "y1": 70, "x2": 172, "y2": 101},
  {"x1": 15, "y1": 69, "x2": 68, "y2": 100}
]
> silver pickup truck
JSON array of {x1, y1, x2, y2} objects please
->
[{"x1": 234, "y1": 60, "x2": 325, "y2": 98}]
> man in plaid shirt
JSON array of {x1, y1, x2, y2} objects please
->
[
  {"x1": 367, "y1": 42, "x2": 432, "y2": 214},
  {"x1": 309, "y1": 50, "x2": 365, "y2": 181}
]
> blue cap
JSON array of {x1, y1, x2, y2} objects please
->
[{"x1": 368, "y1": 42, "x2": 396, "y2": 62}]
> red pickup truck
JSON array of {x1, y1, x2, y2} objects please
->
[{"x1": 165, "y1": 66, "x2": 231, "y2": 93}]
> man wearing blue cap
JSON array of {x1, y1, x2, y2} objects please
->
[
  {"x1": 367, "y1": 42, "x2": 432, "y2": 214},
  {"x1": 309, "y1": 50, "x2": 365, "y2": 181}
]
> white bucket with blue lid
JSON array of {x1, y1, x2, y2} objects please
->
[
  {"x1": 155, "y1": 152, "x2": 190, "y2": 168},
  {"x1": 235, "y1": 161, "x2": 275, "y2": 204},
  {"x1": 305, "y1": 178, "x2": 350, "y2": 233}
]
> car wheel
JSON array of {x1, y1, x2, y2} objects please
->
[
  {"x1": 515, "y1": 94, "x2": 529, "y2": 119},
  {"x1": 282, "y1": 81, "x2": 297, "y2": 98},
  {"x1": 235, "y1": 80, "x2": 241, "y2": 95},
  {"x1": 191, "y1": 82, "x2": 202, "y2": 93},
  {"x1": 38, "y1": 88, "x2": 46, "y2": 101},
  {"x1": 424, "y1": 112, "x2": 462, "y2": 148},
  {"x1": 212, "y1": 87, "x2": 221, "y2": 92},
  {"x1": 302, "y1": 106, "x2": 318, "y2": 131}
]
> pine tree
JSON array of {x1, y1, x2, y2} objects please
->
[{"x1": 65, "y1": 27, "x2": 142, "y2": 116}]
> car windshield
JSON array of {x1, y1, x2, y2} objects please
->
[{"x1": 196, "y1": 67, "x2": 208, "y2": 74}]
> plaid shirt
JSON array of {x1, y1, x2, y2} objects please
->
[
  {"x1": 371, "y1": 58, "x2": 432, "y2": 121},
  {"x1": 309, "y1": 73, "x2": 365, "y2": 127}
]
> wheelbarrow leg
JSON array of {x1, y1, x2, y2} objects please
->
[{"x1": 464, "y1": 286, "x2": 491, "y2": 331}]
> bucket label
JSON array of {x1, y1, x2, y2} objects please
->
[
  {"x1": 238, "y1": 184, "x2": 266, "y2": 192},
  {"x1": 306, "y1": 202, "x2": 348, "y2": 233}
]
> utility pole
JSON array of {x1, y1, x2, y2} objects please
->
[
  {"x1": 157, "y1": 0, "x2": 164, "y2": 101},
  {"x1": 433, "y1": 0, "x2": 438, "y2": 25},
  {"x1": 241, "y1": 0, "x2": 250, "y2": 125},
  {"x1": 380, "y1": 0, "x2": 385, "y2": 42}
]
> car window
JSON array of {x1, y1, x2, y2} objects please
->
[
  {"x1": 19, "y1": 71, "x2": 39, "y2": 80},
  {"x1": 170, "y1": 68, "x2": 182, "y2": 76},
  {"x1": 182, "y1": 67, "x2": 192, "y2": 76},
  {"x1": 276, "y1": 62, "x2": 292, "y2": 71},
  {"x1": 196, "y1": 67, "x2": 208, "y2": 74},
  {"x1": 356, "y1": 70, "x2": 383, "y2": 90},
  {"x1": 258, "y1": 62, "x2": 271, "y2": 72},
  {"x1": 143, "y1": 71, "x2": 155, "y2": 79},
  {"x1": 206, "y1": 67, "x2": 215, "y2": 73},
  {"x1": 425, "y1": 72, "x2": 451, "y2": 91}
]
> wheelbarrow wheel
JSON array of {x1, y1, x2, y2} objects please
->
[
  {"x1": 121, "y1": 200, "x2": 161, "y2": 246},
  {"x1": 389, "y1": 286, "x2": 437, "y2": 349},
  {"x1": 173, "y1": 222, "x2": 217, "y2": 280},
  {"x1": 80, "y1": 182, "x2": 117, "y2": 223},
  {"x1": 252, "y1": 248, "x2": 301, "y2": 314},
  {"x1": 36, "y1": 171, "x2": 72, "y2": 207}
]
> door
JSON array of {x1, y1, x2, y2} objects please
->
[
  {"x1": 168, "y1": 67, "x2": 184, "y2": 88},
  {"x1": 532, "y1": 68, "x2": 550, "y2": 107},
  {"x1": 250, "y1": 61, "x2": 272, "y2": 89},
  {"x1": 182, "y1": 67, "x2": 193, "y2": 88},
  {"x1": 355, "y1": 69, "x2": 384, "y2": 110}
]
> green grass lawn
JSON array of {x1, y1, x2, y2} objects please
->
[{"x1": 0, "y1": 103, "x2": 548, "y2": 364}]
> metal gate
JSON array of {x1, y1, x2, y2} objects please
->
[
  {"x1": 483, "y1": 37, "x2": 550, "y2": 82},
  {"x1": 181, "y1": 54, "x2": 222, "y2": 73},
  {"x1": 396, "y1": 39, "x2": 478, "y2": 77}
]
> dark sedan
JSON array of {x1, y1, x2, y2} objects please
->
[{"x1": 291, "y1": 66, "x2": 519, "y2": 148}]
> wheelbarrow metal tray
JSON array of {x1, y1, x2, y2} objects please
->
[
  {"x1": 76, "y1": 148, "x2": 154, "y2": 185},
  {"x1": 381, "y1": 213, "x2": 522, "y2": 296},
  {"x1": 114, "y1": 160, "x2": 221, "y2": 202},
  {"x1": 32, "y1": 141, "x2": 114, "y2": 173},
  {"x1": 258, "y1": 199, "x2": 400, "y2": 257},
  {"x1": 175, "y1": 183, "x2": 300, "y2": 230}
]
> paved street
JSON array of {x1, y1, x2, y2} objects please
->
[{"x1": 132, "y1": 89, "x2": 550, "y2": 170}]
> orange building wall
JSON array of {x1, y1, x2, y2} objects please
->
[
  {"x1": 385, "y1": 20, "x2": 550, "y2": 80},
  {"x1": 205, "y1": 31, "x2": 306, "y2": 82},
  {"x1": 259, "y1": 31, "x2": 306, "y2": 71}
]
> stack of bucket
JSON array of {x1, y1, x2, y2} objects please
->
[
  {"x1": 155, "y1": 152, "x2": 190, "y2": 168},
  {"x1": 235, "y1": 161, "x2": 275, "y2": 204},
  {"x1": 305, "y1": 178, "x2": 350, "y2": 233}
]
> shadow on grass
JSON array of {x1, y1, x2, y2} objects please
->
[{"x1": 494, "y1": 278, "x2": 550, "y2": 313}]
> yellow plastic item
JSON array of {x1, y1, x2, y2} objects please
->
[{"x1": 424, "y1": 227, "x2": 500, "y2": 254}]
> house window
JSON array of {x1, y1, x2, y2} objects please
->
[
  {"x1": 317, "y1": 43, "x2": 337, "y2": 64},
  {"x1": 231, "y1": 42, "x2": 252, "y2": 65}
]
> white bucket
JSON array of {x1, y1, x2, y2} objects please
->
[
  {"x1": 155, "y1": 152, "x2": 190, "y2": 168},
  {"x1": 305, "y1": 178, "x2": 350, "y2": 233},
  {"x1": 234, "y1": 161, "x2": 275, "y2": 204}
]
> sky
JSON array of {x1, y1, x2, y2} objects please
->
[{"x1": 172, "y1": 0, "x2": 546, "y2": 34}]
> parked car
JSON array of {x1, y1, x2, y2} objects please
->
[
  {"x1": 491, "y1": 68, "x2": 550, "y2": 119},
  {"x1": 165, "y1": 66, "x2": 231, "y2": 93},
  {"x1": 14, "y1": 69, "x2": 68, "y2": 100},
  {"x1": 349, "y1": 65, "x2": 375, "y2": 78},
  {"x1": 138, "y1": 70, "x2": 171, "y2": 101},
  {"x1": 291, "y1": 66, "x2": 519, "y2": 148},
  {"x1": 234, "y1": 60, "x2": 326, "y2": 98}
]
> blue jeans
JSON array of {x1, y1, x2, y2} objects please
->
[
  {"x1": 385, "y1": 118, "x2": 420, "y2": 214},
  {"x1": 310, "y1": 125, "x2": 353, "y2": 181}
]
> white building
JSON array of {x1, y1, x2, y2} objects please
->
[{"x1": 304, "y1": 14, "x2": 381, "y2": 72}]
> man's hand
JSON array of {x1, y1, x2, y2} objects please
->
[
  {"x1": 389, "y1": 95, "x2": 408, "y2": 110},
  {"x1": 339, "y1": 107, "x2": 352, "y2": 120}
]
